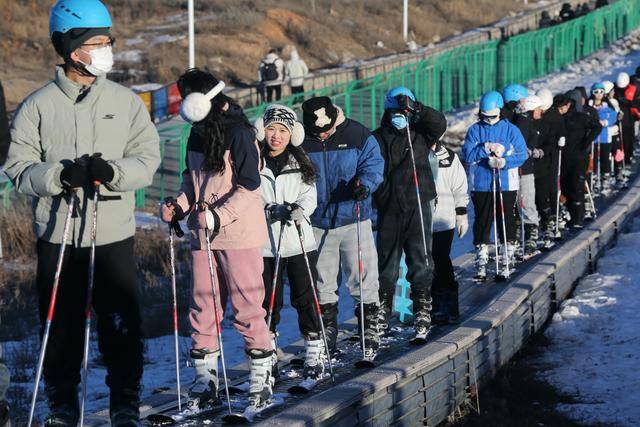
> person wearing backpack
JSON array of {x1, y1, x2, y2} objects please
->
[{"x1": 259, "y1": 49, "x2": 285, "y2": 102}]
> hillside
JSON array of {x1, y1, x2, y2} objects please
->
[{"x1": 0, "y1": 0, "x2": 537, "y2": 109}]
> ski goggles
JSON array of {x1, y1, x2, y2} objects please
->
[{"x1": 591, "y1": 89, "x2": 605, "y2": 95}]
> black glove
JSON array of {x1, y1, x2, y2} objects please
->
[
  {"x1": 60, "y1": 162, "x2": 88, "y2": 189},
  {"x1": 350, "y1": 180, "x2": 370, "y2": 201},
  {"x1": 89, "y1": 154, "x2": 115, "y2": 183},
  {"x1": 266, "y1": 203, "x2": 292, "y2": 222}
]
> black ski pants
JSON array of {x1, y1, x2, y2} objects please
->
[
  {"x1": 377, "y1": 205, "x2": 434, "y2": 299},
  {"x1": 562, "y1": 150, "x2": 589, "y2": 226},
  {"x1": 431, "y1": 229, "x2": 457, "y2": 296},
  {"x1": 535, "y1": 152, "x2": 560, "y2": 224},
  {"x1": 471, "y1": 190, "x2": 517, "y2": 245},
  {"x1": 36, "y1": 237, "x2": 143, "y2": 399},
  {"x1": 262, "y1": 251, "x2": 321, "y2": 337}
]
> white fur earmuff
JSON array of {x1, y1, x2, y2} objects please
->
[
  {"x1": 180, "y1": 81, "x2": 226, "y2": 123},
  {"x1": 291, "y1": 122, "x2": 305, "y2": 147},
  {"x1": 254, "y1": 117, "x2": 265, "y2": 141}
]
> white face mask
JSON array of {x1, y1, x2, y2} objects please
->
[{"x1": 79, "y1": 46, "x2": 114, "y2": 76}]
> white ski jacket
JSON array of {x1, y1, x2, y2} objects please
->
[
  {"x1": 259, "y1": 53, "x2": 285, "y2": 86},
  {"x1": 433, "y1": 145, "x2": 469, "y2": 233},
  {"x1": 260, "y1": 155, "x2": 317, "y2": 258},
  {"x1": 285, "y1": 50, "x2": 309, "y2": 88}
]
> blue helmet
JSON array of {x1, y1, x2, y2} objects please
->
[
  {"x1": 502, "y1": 84, "x2": 528, "y2": 103},
  {"x1": 49, "y1": 0, "x2": 112, "y2": 37},
  {"x1": 480, "y1": 91, "x2": 504, "y2": 113},
  {"x1": 591, "y1": 82, "x2": 606, "y2": 93},
  {"x1": 384, "y1": 87, "x2": 416, "y2": 110}
]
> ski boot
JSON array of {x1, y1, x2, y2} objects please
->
[
  {"x1": 541, "y1": 219, "x2": 556, "y2": 251},
  {"x1": 302, "y1": 333, "x2": 326, "y2": 381},
  {"x1": 431, "y1": 289, "x2": 446, "y2": 325},
  {"x1": 411, "y1": 291, "x2": 433, "y2": 343},
  {"x1": 319, "y1": 303, "x2": 338, "y2": 354},
  {"x1": 270, "y1": 333, "x2": 280, "y2": 379},
  {"x1": 110, "y1": 383, "x2": 141, "y2": 427},
  {"x1": 247, "y1": 349, "x2": 274, "y2": 409},
  {"x1": 377, "y1": 289, "x2": 394, "y2": 336},
  {"x1": 43, "y1": 384, "x2": 79, "y2": 427},
  {"x1": 524, "y1": 224, "x2": 539, "y2": 257},
  {"x1": 186, "y1": 349, "x2": 219, "y2": 412},
  {"x1": 474, "y1": 244, "x2": 489, "y2": 281},
  {"x1": 444, "y1": 287, "x2": 460, "y2": 324},
  {"x1": 433, "y1": 288, "x2": 459, "y2": 325},
  {"x1": 356, "y1": 303, "x2": 380, "y2": 359}
]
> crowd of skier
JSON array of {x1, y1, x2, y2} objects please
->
[{"x1": 3, "y1": 0, "x2": 640, "y2": 425}]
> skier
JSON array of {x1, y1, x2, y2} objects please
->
[
  {"x1": 535, "y1": 91, "x2": 569, "y2": 247},
  {"x1": 285, "y1": 49, "x2": 309, "y2": 103},
  {"x1": 372, "y1": 87, "x2": 446, "y2": 339},
  {"x1": 259, "y1": 49, "x2": 285, "y2": 102},
  {"x1": 501, "y1": 83, "x2": 529, "y2": 123},
  {"x1": 513, "y1": 95, "x2": 545, "y2": 257},
  {"x1": 588, "y1": 82, "x2": 618, "y2": 194},
  {"x1": 616, "y1": 72, "x2": 640, "y2": 161},
  {"x1": 563, "y1": 90, "x2": 603, "y2": 228},
  {"x1": 161, "y1": 69, "x2": 274, "y2": 412},
  {"x1": 602, "y1": 80, "x2": 626, "y2": 188},
  {"x1": 254, "y1": 104, "x2": 326, "y2": 383},
  {"x1": 300, "y1": 96, "x2": 384, "y2": 357},
  {"x1": 4, "y1": 1, "x2": 161, "y2": 424},
  {"x1": 430, "y1": 135, "x2": 468, "y2": 325},
  {"x1": 461, "y1": 91, "x2": 527, "y2": 280}
]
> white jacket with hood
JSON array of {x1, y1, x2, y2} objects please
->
[
  {"x1": 259, "y1": 52, "x2": 285, "y2": 86},
  {"x1": 432, "y1": 144, "x2": 469, "y2": 233},
  {"x1": 285, "y1": 49, "x2": 309, "y2": 88}
]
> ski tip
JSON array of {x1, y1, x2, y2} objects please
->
[
  {"x1": 494, "y1": 275, "x2": 509, "y2": 282},
  {"x1": 354, "y1": 359, "x2": 375, "y2": 369},
  {"x1": 410, "y1": 337, "x2": 428, "y2": 345},
  {"x1": 222, "y1": 413, "x2": 249, "y2": 424},
  {"x1": 146, "y1": 413, "x2": 176, "y2": 426}
]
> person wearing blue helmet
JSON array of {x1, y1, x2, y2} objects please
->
[
  {"x1": 4, "y1": 1, "x2": 160, "y2": 425},
  {"x1": 588, "y1": 82, "x2": 619, "y2": 194},
  {"x1": 461, "y1": 91, "x2": 528, "y2": 279},
  {"x1": 373, "y1": 87, "x2": 446, "y2": 339},
  {"x1": 501, "y1": 84, "x2": 529, "y2": 122}
]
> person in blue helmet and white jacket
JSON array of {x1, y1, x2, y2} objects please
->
[
  {"x1": 461, "y1": 91, "x2": 528, "y2": 279},
  {"x1": 5, "y1": 1, "x2": 160, "y2": 425}
]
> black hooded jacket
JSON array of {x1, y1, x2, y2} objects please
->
[
  {"x1": 373, "y1": 106, "x2": 446, "y2": 214},
  {"x1": 514, "y1": 112, "x2": 542, "y2": 175}
]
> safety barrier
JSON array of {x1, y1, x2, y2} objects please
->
[{"x1": 256, "y1": 165, "x2": 640, "y2": 426}]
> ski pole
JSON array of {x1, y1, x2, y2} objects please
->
[
  {"x1": 355, "y1": 200, "x2": 368, "y2": 361},
  {"x1": 405, "y1": 122, "x2": 430, "y2": 267},
  {"x1": 203, "y1": 219, "x2": 233, "y2": 416},
  {"x1": 491, "y1": 169, "x2": 500, "y2": 276},
  {"x1": 584, "y1": 181, "x2": 598, "y2": 219},
  {"x1": 28, "y1": 189, "x2": 76, "y2": 427},
  {"x1": 555, "y1": 149, "x2": 562, "y2": 238},
  {"x1": 596, "y1": 142, "x2": 601, "y2": 191},
  {"x1": 496, "y1": 169, "x2": 510, "y2": 277},
  {"x1": 266, "y1": 223, "x2": 286, "y2": 332},
  {"x1": 619, "y1": 119, "x2": 627, "y2": 172},
  {"x1": 293, "y1": 221, "x2": 335, "y2": 383},
  {"x1": 168, "y1": 215, "x2": 184, "y2": 412},
  {"x1": 518, "y1": 189, "x2": 525, "y2": 258},
  {"x1": 79, "y1": 181, "x2": 101, "y2": 426},
  {"x1": 590, "y1": 141, "x2": 594, "y2": 192}
]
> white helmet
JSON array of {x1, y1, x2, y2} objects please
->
[
  {"x1": 602, "y1": 80, "x2": 615, "y2": 94},
  {"x1": 617, "y1": 72, "x2": 630, "y2": 89},
  {"x1": 536, "y1": 89, "x2": 553, "y2": 111},
  {"x1": 520, "y1": 95, "x2": 543, "y2": 112}
]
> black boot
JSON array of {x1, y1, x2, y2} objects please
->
[
  {"x1": 377, "y1": 288, "x2": 394, "y2": 334},
  {"x1": 355, "y1": 303, "x2": 380, "y2": 358},
  {"x1": 320, "y1": 303, "x2": 338, "y2": 354},
  {"x1": 431, "y1": 289, "x2": 447, "y2": 325},
  {"x1": 524, "y1": 223, "x2": 539, "y2": 255},
  {"x1": 444, "y1": 286, "x2": 460, "y2": 324},
  {"x1": 411, "y1": 287, "x2": 433, "y2": 340},
  {"x1": 43, "y1": 384, "x2": 79, "y2": 427},
  {"x1": 110, "y1": 386, "x2": 141, "y2": 427}
]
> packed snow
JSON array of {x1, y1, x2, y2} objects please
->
[
  {"x1": 4, "y1": 29, "x2": 640, "y2": 424},
  {"x1": 530, "y1": 217, "x2": 640, "y2": 426}
]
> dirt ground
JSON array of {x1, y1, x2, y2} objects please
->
[{"x1": 0, "y1": 0, "x2": 538, "y2": 110}]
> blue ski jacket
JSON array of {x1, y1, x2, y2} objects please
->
[
  {"x1": 461, "y1": 118, "x2": 528, "y2": 192},
  {"x1": 591, "y1": 102, "x2": 617, "y2": 144},
  {"x1": 301, "y1": 110, "x2": 384, "y2": 229}
]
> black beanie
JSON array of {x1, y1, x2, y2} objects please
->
[
  {"x1": 302, "y1": 96, "x2": 338, "y2": 135},
  {"x1": 51, "y1": 27, "x2": 112, "y2": 58}
]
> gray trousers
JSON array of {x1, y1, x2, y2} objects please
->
[
  {"x1": 520, "y1": 174, "x2": 539, "y2": 226},
  {"x1": 313, "y1": 220, "x2": 380, "y2": 305}
]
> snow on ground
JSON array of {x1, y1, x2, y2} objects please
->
[
  {"x1": 530, "y1": 217, "x2": 640, "y2": 426},
  {"x1": 5, "y1": 30, "x2": 640, "y2": 423}
]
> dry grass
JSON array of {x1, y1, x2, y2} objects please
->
[{"x1": 1, "y1": 0, "x2": 531, "y2": 109}]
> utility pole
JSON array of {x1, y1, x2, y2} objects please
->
[
  {"x1": 188, "y1": 0, "x2": 195, "y2": 68},
  {"x1": 403, "y1": 0, "x2": 409, "y2": 42}
]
